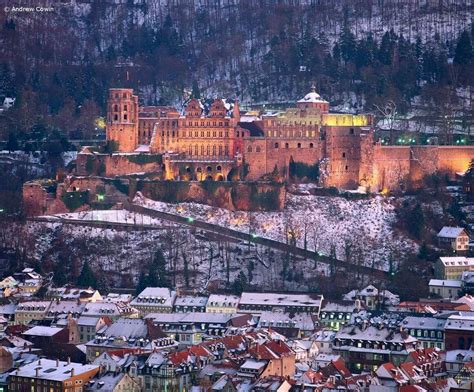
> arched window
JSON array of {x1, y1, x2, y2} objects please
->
[
  {"x1": 297, "y1": 143, "x2": 301, "y2": 148},
  {"x1": 309, "y1": 143, "x2": 314, "y2": 148},
  {"x1": 256, "y1": 146, "x2": 261, "y2": 153},
  {"x1": 212, "y1": 145, "x2": 216, "y2": 155},
  {"x1": 274, "y1": 143, "x2": 279, "y2": 149},
  {"x1": 206, "y1": 145, "x2": 210, "y2": 155},
  {"x1": 285, "y1": 143, "x2": 289, "y2": 149},
  {"x1": 216, "y1": 165, "x2": 222, "y2": 172},
  {"x1": 247, "y1": 146, "x2": 253, "y2": 153},
  {"x1": 207, "y1": 166, "x2": 212, "y2": 172},
  {"x1": 195, "y1": 145, "x2": 198, "y2": 155},
  {"x1": 124, "y1": 105, "x2": 128, "y2": 111}
]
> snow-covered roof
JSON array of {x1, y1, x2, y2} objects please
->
[
  {"x1": 297, "y1": 88, "x2": 328, "y2": 104},
  {"x1": 401, "y1": 316, "x2": 446, "y2": 330},
  {"x1": 240, "y1": 359, "x2": 267, "y2": 371},
  {"x1": 16, "y1": 301, "x2": 51, "y2": 312},
  {"x1": 438, "y1": 257, "x2": 474, "y2": 267},
  {"x1": 428, "y1": 279, "x2": 462, "y2": 288},
  {"x1": 146, "y1": 312, "x2": 233, "y2": 325},
  {"x1": 174, "y1": 296, "x2": 208, "y2": 307},
  {"x1": 88, "y1": 373, "x2": 127, "y2": 391},
  {"x1": 444, "y1": 313, "x2": 474, "y2": 331},
  {"x1": 102, "y1": 318, "x2": 148, "y2": 339},
  {"x1": 240, "y1": 292, "x2": 322, "y2": 308},
  {"x1": 257, "y1": 311, "x2": 315, "y2": 331},
  {"x1": 336, "y1": 325, "x2": 417, "y2": 344},
  {"x1": 77, "y1": 316, "x2": 102, "y2": 327},
  {"x1": 48, "y1": 300, "x2": 86, "y2": 315},
  {"x1": 130, "y1": 287, "x2": 176, "y2": 308},
  {"x1": 23, "y1": 326, "x2": 64, "y2": 337},
  {"x1": 10, "y1": 358, "x2": 98, "y2": 381},
  {"x1": 437, "y1": 226, "x2": 467, "y2": 239},
  {"x1": 134, "y1": 145, "x2": 150, "y2": 153},
  {"x1": 207, "y1": 294, "x2": 240, "y2": 308}
]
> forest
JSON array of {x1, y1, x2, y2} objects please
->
[{"x1": 0, "y1": 0, "x2": 472, "y2": 142}]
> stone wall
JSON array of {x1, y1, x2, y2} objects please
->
[
  {"x1": 244, "y1": 137, "x2": 323, "y2": 180},
  {"x1": 139, "y1": 180, "x2": 286, "y2": 211},
  {"x1": 76, "y1": 153, "x2": 164, "y2": 177}
]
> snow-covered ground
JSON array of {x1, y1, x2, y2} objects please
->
[{"x1": 133, "y1": 192, "x2": 417, "y2": 271}]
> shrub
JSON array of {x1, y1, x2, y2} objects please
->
[{"x1": 61, "y1": 190, "x2": 89, "y2": 211}]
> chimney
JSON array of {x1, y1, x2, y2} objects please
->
[
  {"x1": 71, "y1": 368, "x2": 75, "y2": 377},
  {"x1": 233, "y1": 100, "x2": 241, "y2": 121},
  {"x1": 35, "y1": 368, "x2": 40, "y2": 377},
  {"x1": 67, "y1": 357, "x2": 71, "y2": 365},
  {"x1": 56, "y1": 359, "x2": 59, "y2": 367}
]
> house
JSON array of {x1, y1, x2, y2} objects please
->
[
  {"x1": 404, "y1": 348, "x2": 444, "y2": 377},
  {"x1": 332, "y1": 324, "x2": 418, "y2": 373},
  {"x1": 437, "y1": 227, "x2": 470, "y2": 253},
  {"x1": 9, "y1": 358, "x2": 99, "y2": 392},
  {"x1": 444, "y1": 312, "x2": 474, "y2": 350},
  {"x1": 428, "y1": 279, "x2": 462, "y2": 299},
  {"x1": 251, "y1": 377, "x2": 292, "y2": 391},
  {"x1": 311, "y1": 329, "x2": 336, "y2": 354},
  {"x1": 454, "y1": 362, "x2": 474, "y2": 390},
  {"x1": 206, "y1": 294, "x2": 240, "y2": 313},
  {"x1": 173, "y1": 295, "x2": 208, "y2": 313},
  {"x1": 401, "y1": 316, "x2": 446, "y2": 350},
  {"x1": 434, "y1": 257, "x2": 474, "y2": 280},
  {"x1": 47, "y1": 286, "x2": 102, "y2": 302},
  {"x1": 85, "y1": 317, "x2": 170, "y2": 362},
  {"x1": 256, "y1": 311, "x2": 316, "y2": 337},
  {"x1": 239, "y1": 292, "x2": 323, "y2": 314},
  {"x1": 130, "y1": 287, "x2": 176, "y2": 314},
  {"x1": 319, "y1": 300, "x2": 357, "y2": 330},
  {"x1": 88, "y1": 372, "x2": 141, "y2": 391},
  {"x1": 14, "y1": 300, "x2": 51, "y2": 325},
  {"x1": 445, "y1": 349, "x2": 474, "y2": 375},
  {"x1": 0, "y1": 303, "x2": 16, "y2": 323},
  {"x1": 145, "y1": 312, "x2": 234, "y2": 345},
  {"x1": 0, "y1": 276, "x2": 18, "y2": 289},
  {"x1": 461, "y1": 271, "x2": 474, "y2": 294},
  {"x1": 343, "y1": 285, "x2": 399, "y2": 310},
  {"x1": 77, "y1": 316, "x2": 111, "y2": 343},
  {"x1": 82, "y1": 301, "x2": 138, "y2": 320}
]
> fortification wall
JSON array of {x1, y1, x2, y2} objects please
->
[
  {"x1": 76, "y1": 153, "x2": 164, "y2": 177},
  {"x1": 437, "y1": 146, "x2": 474, "y2": 176},
  {"x1": 372, "y1": 146, "x2": 411, "y2": 190},
  {"x1": 244, "y1": 138, "x2": 322, "y2": 180}
]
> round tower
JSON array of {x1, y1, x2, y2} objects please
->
[{"x1": 106, "y1": 88, "x2": 139, "y2": 152}]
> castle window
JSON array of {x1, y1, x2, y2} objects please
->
[
  {"x1": 195, "y1": 145, "x2": 198, "y2": 155},
  {"x1": 219, "y1": 145, "x2": 223, "y2": 155},
  {"x1": 285, "y1": 143, "x2": 289, "y2": 149},
  {"x1": 342, "y1": 152, "x2": 346, "y2": 158},
  {"x1": 225, "y1": 145, "x2": 229, "y2": 155},
  {"x1": 207, "y1": 166, "x2": 212, "y2": 172},
  {"x1": 114, "y1": 114, "x2": 118, "y2": 121},
  {"x1": 115, "y1": 93, "x2": 119, "y2": 99},
  {"x1": 195, "y1": 132, "x2": 198, "y2": 137},
  {"x1": 309, "y1": 143, "x2": 314, "y2": 148},
  {"x1": 207, "y1": 145, "x2": 210, "y2": 155},
  {"x1": 197, "y1": 167, "x2": 202, "y2": 173},
  {"x1": 189, "y1": 146, "x2": 192, "y2": 155},
  {"x1": 186, "y1": 167, "x2": 191, "y2": 173},
  {"x1": 207, "y1": 131, "x2": 210, "y2": 137},
  {"x1": 212, "y1": 145, "x2": 216, "y2": 155},
  {"x1": 256, "y1": 146, "x2": 261, "y2": 153},
  {"x1": 217, "y1": 165, "x2": 222, "y2": 172},
  {"x1": 219, "y1": 122, "x2": 223, "y2": 126},
  {"x1": 350, "y1": 128, "x2": 355, "y2": 135},
  {"x1": 237, "y1": 131, "x2": 240, "y2": 137},
  {"x1": 114, "y1": 104, "x2": 118, "y2": 112},
  {"x1": 247, "y1": 146, "x2": 253, "y2": 153},
  {"x1": 124, "y1": 105, "x2": 128, "y2": 111},
  {"x1": 345, "y1": 165, "x2": 349, "y2": 171},
  {"x1": 274, "y1": 143, "x2": 279, "y2": 149},
  {"x1": 297, "y1": 143, "x2": 301, "y2": 148},
  {"x1": 201, "y1": 145, "x2": 205, "y2": 155},
  {"x1": 213, "y1": 131, "x2": 216, "y2": 137},
  {"x1": 124, "y1": 114, "x2": 128, "y2": 121},
  {"x1": 123, "y1": 93, "x2": 127, "y2": 98},
  {"x1": 225, "y1": 131, "x2": 229, "y2": 137},
  {"x1": 219, "y1": 132, "x2": 223, "y2": 137},
  {"x1": 172, "y1": 131, "x2": 175, "y2": 137}
]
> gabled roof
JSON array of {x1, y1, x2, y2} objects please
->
[{"x1": 437, "y1": 226, "x2": 467, "y2": 238}]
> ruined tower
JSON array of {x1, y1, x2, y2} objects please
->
[{"x1": 106, "y1": 88, "x2": 139, "y2": 152}]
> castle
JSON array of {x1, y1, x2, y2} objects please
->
[{"x1": 101, "y1": 87, "x2": 474, "y2": 190}]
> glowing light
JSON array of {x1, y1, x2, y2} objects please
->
[
  {"x1": 97, "y1": 194, "x2": 105, "y2": 201},
  {"x1": 187, "y1": 217, "x2": 194, "y2": 223}
]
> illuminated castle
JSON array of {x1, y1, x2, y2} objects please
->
[{"x1": 102, "y1": 87, "x2": 474, "y2": 190}]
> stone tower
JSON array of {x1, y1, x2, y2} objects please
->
[{"x1": 106, "y1": 88, "x2": 139, "y2": 152}]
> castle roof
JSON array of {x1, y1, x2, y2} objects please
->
[{"x1": 297, "y1": 86, "x2": 328, "y2": 104}]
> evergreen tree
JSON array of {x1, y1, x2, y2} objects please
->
[
  {"x1": 148, "y1": 249, "x2": 171, "y2": 288},
  {"x1": 191, "y1": 80, "x2": 201, "y2": 99},
  {"x1": 454, "y1": 30, "x2": 473, "y2": 65},
  {"x1": 136, "y1": 271, "x2": 148, "y2": 295},
  {"x1": 339, "y1": 25, "x2": 356, "y2": 63},
  {"x1": 407, "y1": 204, "x2": 424, "y2": 239},
  {"x1": 6, "y1": 132, "x2": 19, "y2": 152},
  {"x1": 232, "y1": 271, "x2": 247, "y2": 295},
  {"x1": 77, "y1": 261, "x2": 98, "y2": 288}
]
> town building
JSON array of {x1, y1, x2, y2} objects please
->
[
  {"x1": 8, "y1": 358, "x2": 99, "y2": 392},
  {"x1": 401, "y1": 316, "x2": 446, "y2": 350},
  {"x1": 429, "y1": 279, "x2": 463, "y2": 299},
  {"x1": 130, "y1": 287, "x2": 177, "y2": 314},
  {"x1": 14, "y1": 300, "x2": 51, "y2": 325},
  {"x1": 238, "y1": 292, "x2": 322, "y2": 315},
  {"x1": 319, "y1": 301, "x2": 357, "y2": 331},
  {"x1": 173, "y1": 295, "x2": 208, "y2": 313},
  {"x1": 437, "y1": 226, "x2": 470, "y2": 253},
  {"x1": 332, "y1": 324, "x2": 418, "y2": 373},
  {"x1": 206, "y1": 294, "x2": 240, "y2": 314},
  {"x1": 343, "y1": 285, "x2": 399, "y2": 310},
  {"x1": 434, "y1": 257, "x2": 474, "y2": 280},
  {"x1": 444, "y1": 312, "x2": 474, "y2": 350}
]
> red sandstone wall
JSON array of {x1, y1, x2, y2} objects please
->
[
  {"x1": 244, "y1": 138, "x2": 322, "y2": 180},
  {"x1": 372, "y1": 146, "x2": 411, "y2": 191},
  {"x1": 437, "y1": 146, "x2": 474, "y2": 176}
]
